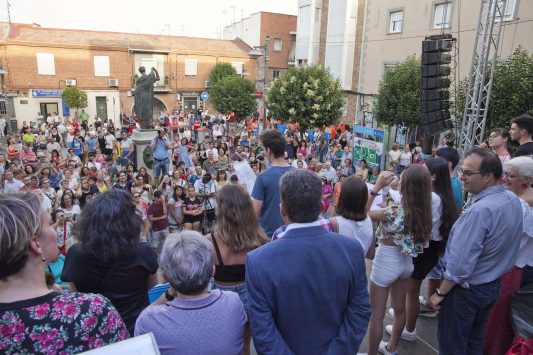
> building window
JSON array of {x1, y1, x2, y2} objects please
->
[
  {"x1": 0, "y1": 101, "x2": 6, "y2": 115},
  {"x1": 495, "y1": 0, "x2": 517, "y2": 21},
  {"x1": 389, "y1": 10, "x2": 403, "y2": 33},
  {"x1": 185, "y1": 59, "x2": 198, "y2": 76},
  {"x1": 315, "y1": 7, "x2": 321, "y2": 22},
  {"x1": 93, "y1": 56, "x2": 110, "y2": 77},
  {"x1": 273, "y1": 38, "x2": 282, "y2": 52},
  {"x1": 383, "y1": 63, "x2": 398, "y2": 77},
  {"x1": 231, "y1": 62, "x2": 243, "y2": 75},
  {"x1": 273, "y1": 70, "x2": 281, "y2": 80},
  {"x1": 433, "y1": 2, "x2": 452, "y2": 29},
  {"x1": 36, "y1": 53, "x2": 55, "y2": 75}
]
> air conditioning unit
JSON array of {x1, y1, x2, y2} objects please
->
[
  {"x1": 204, "y1": 80, "x2": 211, "y2": 88},
  {"x1": 109, "y1": 79, "x2": 119, "y2": 87},
  {"x1": 65, "y1": 79, "x2": 76, "y2": 86}
]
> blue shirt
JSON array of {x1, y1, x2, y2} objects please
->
[
  {"x1": 443, "y1": 185, "x2": 523, "y2": 287},
  {"x1": 70, "y1": 140, "x2": 82, "y2": 156},
  {"x1": 451, "y1": 176, "x2": 462, "y2": 210},
  {"x1": 151, "y1": 137, "x2": 169, "y2": 161},
  {"x1": 307, "y1": 129, "x2": 315, "y2": 144},
  {"x1": 251, "y1": 166, "x2": 294, "y2": 238},
  {"x1": 86, "y1": 137, "x2": 98, "y2": 153}
]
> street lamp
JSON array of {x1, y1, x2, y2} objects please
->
[{"x1": 248, "y1": 35, "x2": 270, "y2": 130}]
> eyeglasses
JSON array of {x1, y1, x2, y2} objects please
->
[
  {"x1": 488, "y1": 134, "x2": 501, "y2": 139},
  {"x1": 458, "y1": 169, "x2": 483, "y2": 179}
]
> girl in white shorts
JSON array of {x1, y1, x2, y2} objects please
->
[{"x1": 366, "y1": 166, "x2": 433, "y2": 355}]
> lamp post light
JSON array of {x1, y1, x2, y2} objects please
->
[{"x1": 248, "y1": 35, "x2": 270, "y2": 131}]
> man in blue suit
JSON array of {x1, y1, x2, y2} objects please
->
[{"x1": 246, "y1": 169, "x2": 371, "y2": 355}]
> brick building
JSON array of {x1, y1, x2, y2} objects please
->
[
  {"x1": 0, "y1": 22, "x2": 257, "y2": 128},
  {"x1": 223, "y1": 12, "x2": 297, "y2": 85}
]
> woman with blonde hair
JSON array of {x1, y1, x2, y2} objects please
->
[{"x1": 206, "y1": 184, "x2": 269, "y2": 355}]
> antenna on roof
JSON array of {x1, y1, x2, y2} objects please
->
[{"x1": 7, "y1": 0, "x2": 12, "y2": 24}]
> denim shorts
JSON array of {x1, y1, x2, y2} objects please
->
[
  {"x1": 211, "y1": 281, "x2": 249, "y2": 318},
  {"x1": 153, "y1": 158, "x2": 169, "y2": 178}
]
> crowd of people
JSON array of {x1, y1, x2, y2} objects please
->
[{"x1": 0, "y1": 110, "x2": 532, "y2": 355}]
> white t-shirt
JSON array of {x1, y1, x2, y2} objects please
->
[
  {"x1": 389, "y1": 149, "x2": 401, "y2": 164},
  {"x1": 399, "y1": 152, "x2": 412, "y2": 166},
  {"x1": 120, "y1": 138, "x2": 133, "y2": 151},
  {"x1": 335, "y1": 215, "x2": 374, "y2": 255},
  {"x1": 516, "y1": 198, "x2": 533, "y2": 268},
  {"x1": 3, "y1": 179, "x2": 24, "y2": 193},
  {"x1": 105, "y1": 134, "x2": 115, "y2": 149},
  {"x1": 431, "y1": 192, "x2": 443, "y2": 241}
]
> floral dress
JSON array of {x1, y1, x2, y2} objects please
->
[
  {"x1": 377, "y1": 204, "x2": 426, "y2": 257},
  {"x1": 0, "y1": 292, "x2": 128, "y2": 354},
  {"x1": 55, "y1": 222, "x2": 74, "y2": 256}
]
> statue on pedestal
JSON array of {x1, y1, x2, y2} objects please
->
[{"x1": 133, "y1": 66, "x2": 160, "y2": 129}]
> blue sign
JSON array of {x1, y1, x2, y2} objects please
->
[
  {"x1": 62, "y1": 98, "x2": 70, "y2": 117},
  {"x1": 200, "y1": 92, "x2": 209, "y2": 101},
  {"x1": 32, "y1": 89, "x2": 62, "y2": 97},
  {"x1": 354, "y1": 125, "x2": 385, "y2": 141}
]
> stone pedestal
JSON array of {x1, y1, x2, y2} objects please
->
[{"x1": 131, "y1": 129, "x2": 158, "y2": 172}]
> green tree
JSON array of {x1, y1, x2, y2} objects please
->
[
  {"x1": 61, "y1": 87, "x2": 88, "y2": 113},
  {"x1": 266, "y1": 65, "x2": 345, "y2": 131},
  {"x1": 210, "y1": 75, "x2": 257, "y2": 119},
  {"x1": 375, "y1": 56, "x2": 421, "y2": 128},
  {"x1": 209, "y1": 62, "x2": 238, "y2": 86},
  {"x1": 456, "y1": 47, "x2": 533, "y2": 131}
]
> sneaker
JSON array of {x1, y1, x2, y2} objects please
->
[
  {"x1": 385, "y1": 324, "x2": 417, "y2": 342},
  {"x1": 419, "y1": 297, "x2": 439, "y2": 317},
  {"x1": 378, "y1": 341, "x2": 398, "y2": 355}
]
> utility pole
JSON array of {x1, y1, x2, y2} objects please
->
[
  {"x1": 262, "y1": 35, "x2": 270, "y2": 131},
  {"x1": 7, "y1": 0, "x2": 12, "y2": 24}
]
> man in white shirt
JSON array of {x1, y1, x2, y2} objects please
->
[
  {"x1": 57, "y1": 121, "x2": 67, "y2": 148},
  {"x1": 104, "y1": 131, "x2": 115, "y2": 156},
  {"x1": 206, "y1": 141, "x2": 219, "y2": 159},
  {"x1": 291, "y1": 153, "x2": 308, "y2": 169},
  {"x1": 320, "y1": 161, "x2": 337, "y2": 184},
  {"x1": 3, "y1": 171, "x2": 24, "y2": 192}
]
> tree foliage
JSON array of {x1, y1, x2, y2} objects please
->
[
  {"x1": 210, "y1": 75, "x2": 257, "y2": 119},
  {"x1": 266, "y1": 65, "x2": 345, "y2": 131},
  {"x1": 375, "y1": 56, "x2": 421, "y2": 128},
  {"x1": 209, "y1": 62, "x2": 238, "y2": 86},
  {"x1": 61, "y1": 87, "x2": 88, "y2": 112},
  {"x1": 456, "y1": 47, "x2": 533, "y2": 131}
]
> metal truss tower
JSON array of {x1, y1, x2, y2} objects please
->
[{"x1": 459, "y1": 0, "x2": 507, "y2": 155}]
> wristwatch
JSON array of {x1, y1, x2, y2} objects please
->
[
  {"x1": 435, "y1": 288, "x2": 447, "y2": 298},
  {"x1": 165, "y1": 290, "x2": 175, "y2": 301}
]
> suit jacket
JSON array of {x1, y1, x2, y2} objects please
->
[{"x1": 246, "y1": 225, "x2": 371, "y2": 355}]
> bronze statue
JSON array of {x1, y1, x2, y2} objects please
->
[{"x1": 133, "y1": 66, "x2": 160, "y2": 129}]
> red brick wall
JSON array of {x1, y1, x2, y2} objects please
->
[{"x1": 259, "y1": 13, "x2": 297, "y2": 80}]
